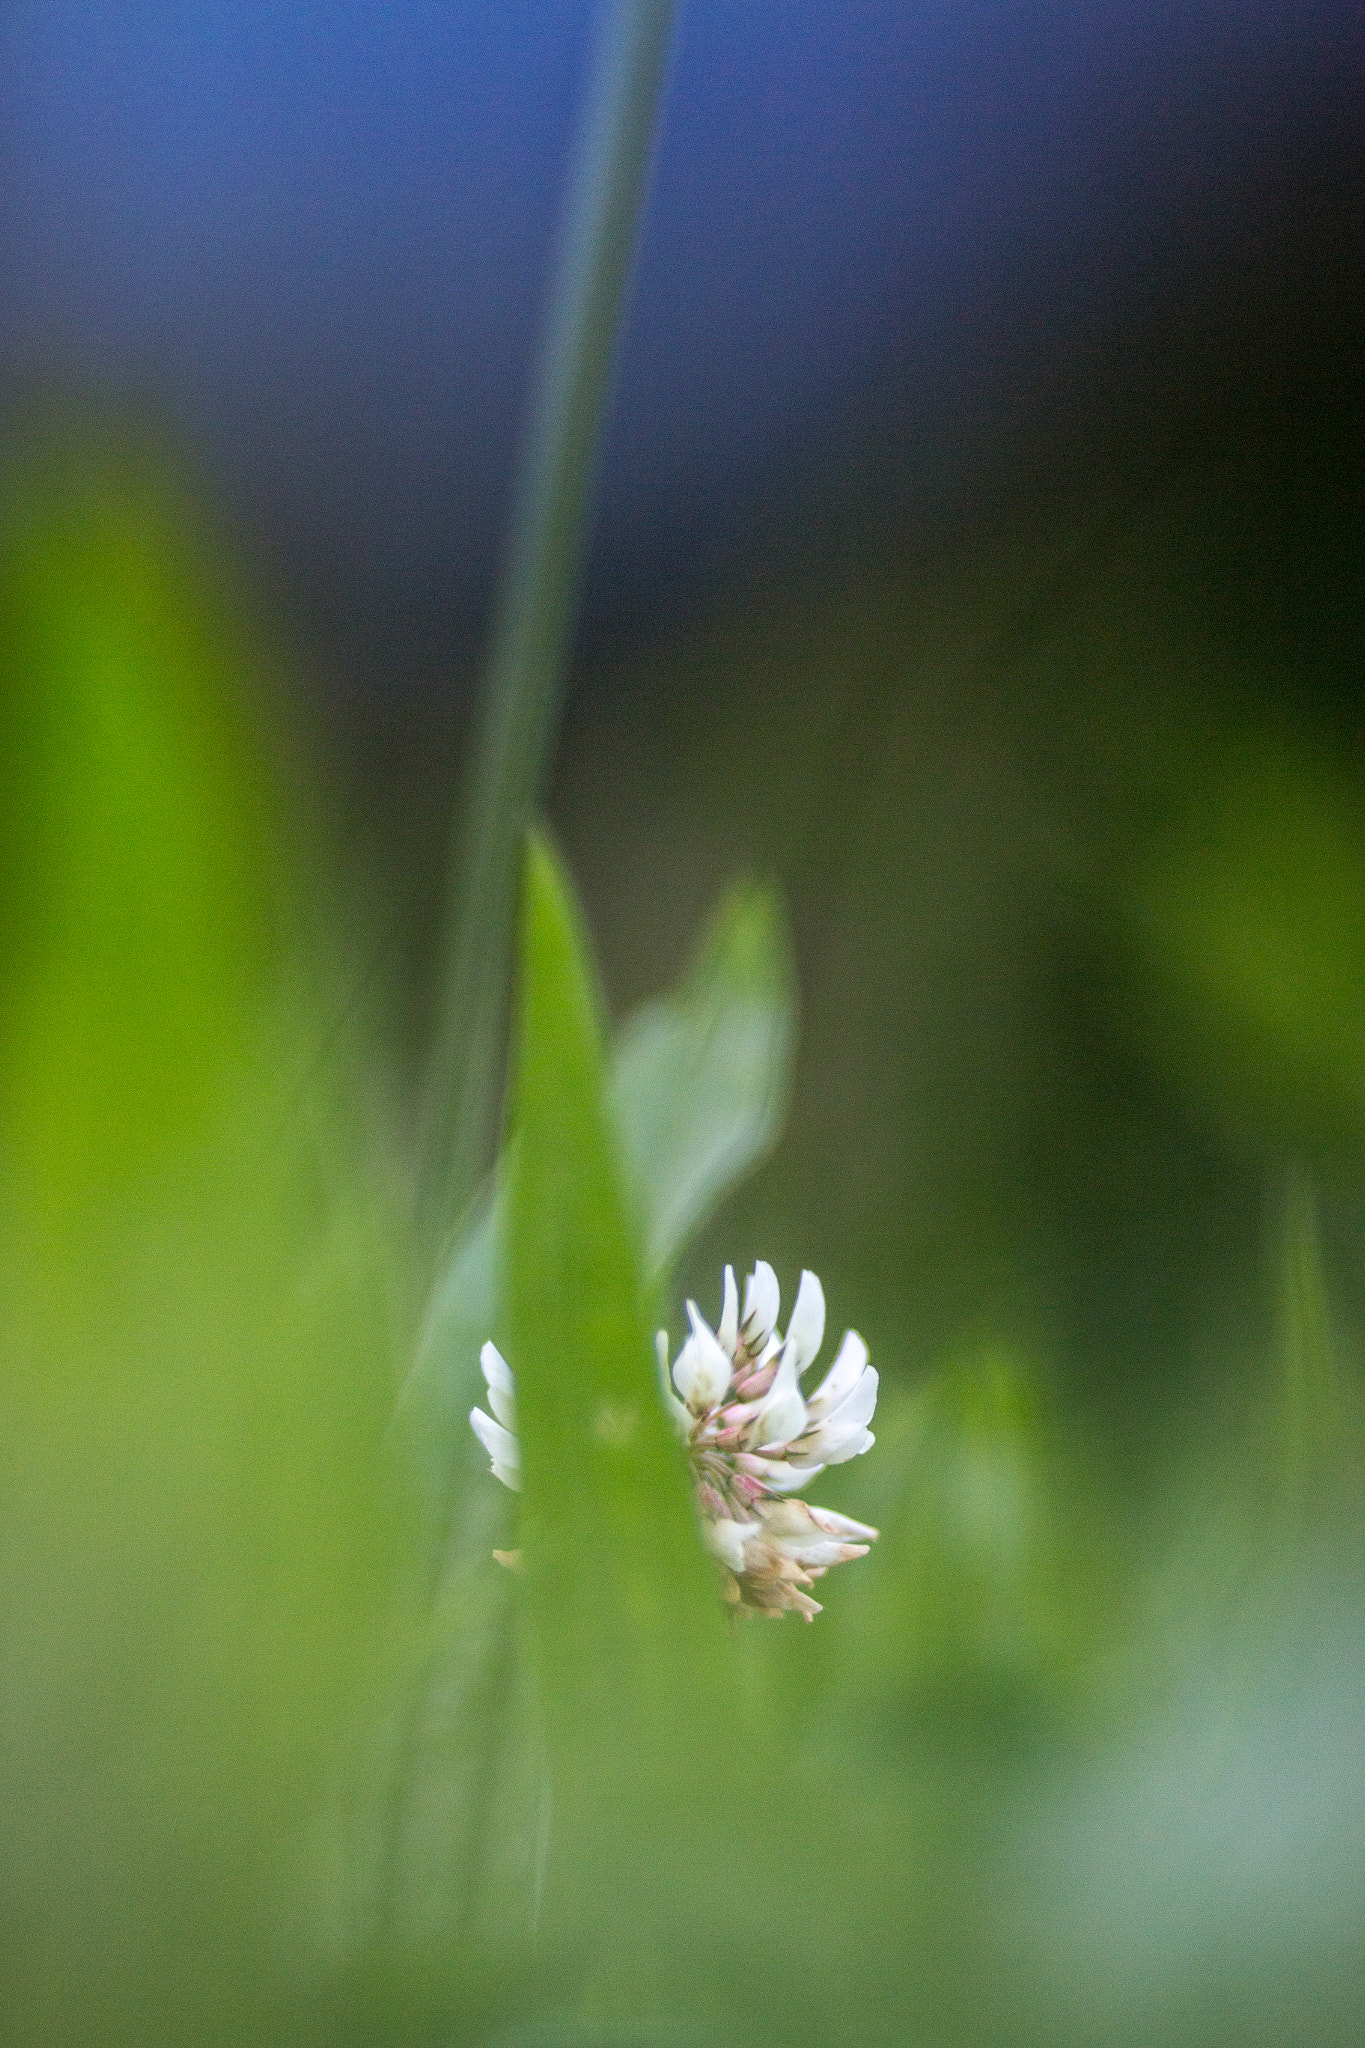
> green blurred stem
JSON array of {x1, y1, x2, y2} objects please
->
[
  {"x1": 421, "y1": 0, "x2": 677, "y2": 1250},
  {"x1": 1273, "y1": 1164, "x2": 1346, "y2": 1532}
]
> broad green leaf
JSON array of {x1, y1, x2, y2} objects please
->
[{"x1": 610, "y1": 877, "x2": 794, "y2": 1287}]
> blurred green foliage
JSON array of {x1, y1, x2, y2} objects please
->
[
  {"x1": 1134, "y1": 735, "x2": 1365, "y2": 1147},
  {"x1": 1, "y1": 424, "x2": 1364, "y2": 2048},
  {"x1": 0, "y1": 432, "x2": 401, "y2": 2048}
]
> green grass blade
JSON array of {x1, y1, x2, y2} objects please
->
[
  {"x1": 421, "y1": 0, "x2": 678, "y2": 1251},
  {"x1": 500, "y1": 833, "x2": 734, "y2": 1995},
  {"x1": 506, "y1": 836, "x2": 724, "y2": 1727}
]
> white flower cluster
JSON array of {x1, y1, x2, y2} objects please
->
[{"x1": 470, "y1": 1262, "x2": 879, "y2": 1620}]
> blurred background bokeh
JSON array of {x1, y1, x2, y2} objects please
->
[
  {"x1": 8, "y1": 0, "x2": 1362, "y2": 1351},
  {"x1": 3, "y1": 3, "x2": 1365, "y2": 2044}
]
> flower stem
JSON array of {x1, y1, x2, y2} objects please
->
[{"x1": 420, "y1": 0, "x2": 678, "y2": 1252}]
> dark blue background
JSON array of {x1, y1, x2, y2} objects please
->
[{"x1": 5, "y1": 1, "x2": 1362, "y2": 699}]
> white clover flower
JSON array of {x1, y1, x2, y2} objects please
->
[
  {"x1": 471, "y1": 1262, "x2": 879, "y2": 1620},
  {"x1": 470, "y1": 1342, "x2": 521, "y2": 1491}
]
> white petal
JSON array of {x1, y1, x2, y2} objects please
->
[
  {"x1": 754, "y1": 1501, "x2": 820, "y2": 1549},
  {"x1": 481, "y1": 1345, "x2": 518, "y2": 1428},
  {"x1": 816, "y1": 1423, "x2": 875, "y2": 1466},
  {"x1": 672, "y1": 1304, "x2": 732, "y2": 1413},
  {"x1": 743, "y1": 1261, "x2": 780, "y2": 1345},
  {"x1": 718, "y1": 1265, "x2": 739, "y2": 1355},
  {"x1": 702, "y1": 1516, "x2": 760, "y2": 1573},
  {"x1": 784, "y1": 1270, "x2": 826, "y2": 1374},
  {"x1": 759, "y1": 1497, "x2": 820, "y2": 1531},
  {"x1": 751, "y1": 1352, "x2": 807, "y2": 1450},
  {"x1": 742, "y1": 1455, "x2": 823, "y2": 1492},
  {"x1": 471, "y1": 1406, "x2": 522, "y2": 1489},
  {"x1": 480, "y1": 1341, "x2": 515, "y2": 1396},
  {"x1": 805, "y1": 1503, "x2": 879, "y2": 1543},
  {"x1": 815, "y1": 1361, "x2": 879, "y2": 1439},
  {"x1": 767, "y1": 1464, "x2": 822, "y2": 1490},
  {"x1": 771, "y1": 1536, "x2": 868, "y2": 1568},
  {"x1": 653, "y1": 1327, "x2": 691, "y2": 1433},
  {"x1": 805, "y1": 1330, "x2": 868, "y2": 1422}
]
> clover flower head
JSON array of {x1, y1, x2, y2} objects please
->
[{"x1": 471, "y1": 1261, "x2": 879, "y2": 1620}]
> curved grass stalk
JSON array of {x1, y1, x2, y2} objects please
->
[{"x1": 421, "y1": 0, "x2": 678, "y2": 1253}]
